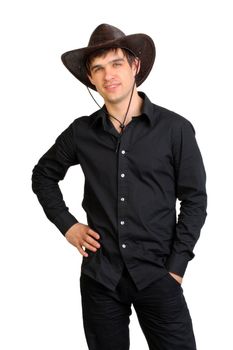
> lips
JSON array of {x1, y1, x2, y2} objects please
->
[{"x1": 104, "y1": 83, "x2": 120, "y2": 91}]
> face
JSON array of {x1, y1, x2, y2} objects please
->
[{"x1": 88, "y1": 49, "x2": 140, "y2": 105}]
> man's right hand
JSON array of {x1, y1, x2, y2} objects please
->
[{"x1": 65, "y1": 223, "x2": 101, "y2": 257}]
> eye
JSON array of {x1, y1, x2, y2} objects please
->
[
  {"x1": 113, "y1": 62, "x2": 122, "y2": 68},
  {"x1": 93, "y1": 67, "x2": 103, "y2": 73}
]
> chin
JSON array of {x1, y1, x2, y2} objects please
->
[{"x1": 106, "y1": 95, "x2": 124, "y2": 104}]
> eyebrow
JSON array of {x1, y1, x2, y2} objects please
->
[{"x1": 90, "y1": 58, "x2": 125, "y2": 72}]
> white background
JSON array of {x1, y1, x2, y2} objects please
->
[{"x1": 1, "y1": 0, "x2": 232, "y2": 349}]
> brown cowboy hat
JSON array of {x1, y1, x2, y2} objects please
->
[{"x1": 61, "y1": 23, "x2": 156, "y2": 91}]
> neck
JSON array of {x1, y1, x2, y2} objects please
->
[{"x1": 104, "y1": 88, "x2": 143, "y2": 124}]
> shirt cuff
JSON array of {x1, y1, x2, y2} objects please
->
[
  {"x1": 53, "y1": 210, "x2": 78, "y2": 236},
  {"x1": 165, "y1": 252, "x2": 192, "y2": 277}
]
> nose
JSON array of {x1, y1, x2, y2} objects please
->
[{"x1": 103, "y1": 66, "x2": 114, "y2": 81}]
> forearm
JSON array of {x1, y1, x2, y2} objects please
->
[
  {"x1": 32, "y1": 165, "x2": 78, "y2": 234},
  {"x1": 166, "y1": 195, "x2": 207, "y2": 276}
]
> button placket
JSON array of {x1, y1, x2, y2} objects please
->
[{"x1": 117, "y1": 140, "x2": 130, "y2": 252}]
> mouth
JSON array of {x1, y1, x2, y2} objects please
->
[{"x1": 104, "y1": 83, "x2": 121, "y2": 92}]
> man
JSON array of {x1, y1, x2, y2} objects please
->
[{"x1": 32, "y1": 24, "x2": 207, "y2": 350}]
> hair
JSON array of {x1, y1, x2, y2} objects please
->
[{"x1": 85, "y1": 47, "x2": 137, "y2": 76}]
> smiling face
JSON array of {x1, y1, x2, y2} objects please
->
[{"x1": 87, "y1": 48, "x2": 140, "y2": 106}]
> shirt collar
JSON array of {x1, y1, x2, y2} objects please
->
[
  {"x1": 89, "y1": 91, "x2": 156, "y2": 129},
  {"x1": 138, "y1": 91, "x2": 155, "y2": 126}
]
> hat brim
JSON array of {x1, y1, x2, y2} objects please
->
[{"x1": 61, "y1": 33, "x2": 156, "y2": 90}]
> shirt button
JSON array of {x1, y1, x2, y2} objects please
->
[
  {"x1": 121, "y1": 150, "x2": 126, "y2": 154},
  {"x1": 120, "y1": 220, "x2": 125, "y2": 225},
  {"x1": 122, "y1": 244, "x2": 127, "y2": 248},
  {"x1": 120, "y1": 197, "x2": 125, "y2": 201},
  {"x1": 121, "y1": 173, "x2": 125, "y2": 178}
]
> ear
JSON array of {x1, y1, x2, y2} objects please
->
[
  {"x1": 88, "y1": 73, "x2": 95, "y2": 85},
  {"x1": 133, "y1": 58, "x2": 141, "y2": 77}
]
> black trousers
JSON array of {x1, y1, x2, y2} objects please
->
[{"x1": 80, "y1": 266, "x2": 196, "y2": 350}]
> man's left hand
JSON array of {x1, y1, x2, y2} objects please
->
[{"x1": 169, "y1": 272, "x2": 183, "y2": 284}]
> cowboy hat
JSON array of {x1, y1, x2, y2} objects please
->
[{"x1": 61, "y1": 23, "x2": 156, "y2": 91}]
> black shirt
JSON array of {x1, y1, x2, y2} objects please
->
[{"x1": 32, "y1": 92, "x2": 207, "y2": 291}]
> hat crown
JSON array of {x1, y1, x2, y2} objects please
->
[{"x1": 88, "y1": 24, "x2": 125, "y2": 47}]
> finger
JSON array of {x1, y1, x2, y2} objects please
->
[
  {"x1": 77, "y1": 245, "x2": 88, "y2": 257},
  {"x1": 82, "y1": 241, "x2": 98, "y2": 252},
  {"x1": 85, "y1": 235, "x2": 101, "y2": 248},
  {"x1": 87, "y1": 228, "x2": 100, "y2": 240}
]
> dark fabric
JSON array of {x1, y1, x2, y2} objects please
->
[
  {"x1": 32, "y1": 91, "x2": 207, "y2": 291},
  {"x1": 80, "y1": 266, "x2": 196, "y2": 350}
]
